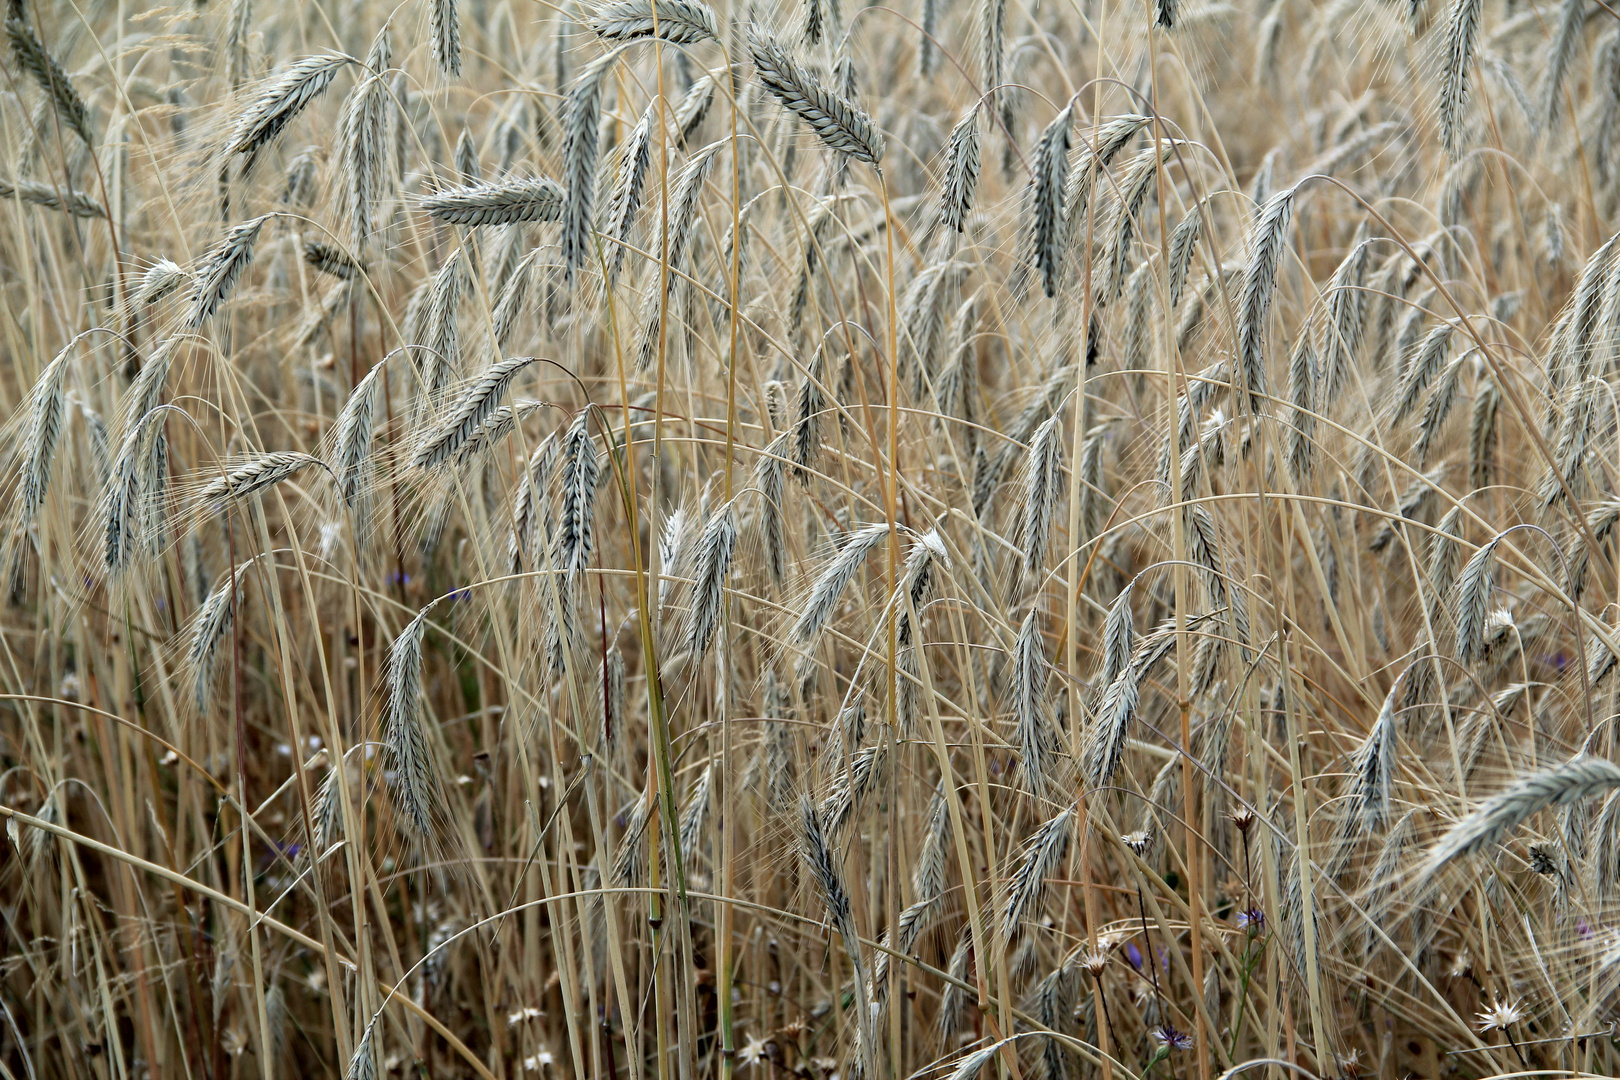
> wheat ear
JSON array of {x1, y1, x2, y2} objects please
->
[
  {"x1": 1060, "y1": 114, "x2": 1152, "y2": 260},
  {"x1": 135, "y1": 260, "x2": 190, "y2": 307},
  {"x1": 0, "y1": 177, "x2": 103, "y2": 217},
  {"x1": 1451, "y1": 533, "x2": 1502, "y2": 663},
  {"x1": 1394, "y1": 324, "x2": 1453, "y2": 421},
  {"x1": 1541, "y1": 0, "x2": 1587, "y2": 131},
  {"x1": 602, "y1": 110, "x2": 653, "y2": 285},
  {"x1": 1165, "y1": 207, "x2": 1202, "y2": 308},
  {"x1": 1321, "y1": 233, "x2": 1372, "y2": 402},
  {"x1": 187, "y1": 561, "x2": 255, "y2": 712},
  {"x1": 587, "y1": 0, "x2": 719, "y2": 43},
  {"x1": 1416, "y1": 755, "x2": 1620, "y2": 888},
  {"x1": 1024, "y1": 101, "x2": 1073, "y2": 298},
  {"x1": 755, "y1": 433, "x2": 790, "y2": 588},
  {"x1": 1411, "y1": 356, "x2": 1463, "y2": 465},
  {"x1": 1540, "y1": 377, "x2": 1597, "y2": 509},
  {"x1": 454, "y1": 399, "x2": 547, "y2": 469},
  {"x1": 412, "y1": 355, "x2": 538, "y2": 470},
  {"x1": 1568, "y1": 501, "x2": 1620, "y2": 600},
  {"x1": 633, "y1": 139, "x2": 724, "y2": 371},
  {"x1": 686, "y1": 499, "x2": 739, "y2": 661},
  {"x1": 303, "y1": 240, "x2": 360, "y2": 280},
  {"x1": 917, "y1": 0, "x2": 939, "y2": 73},
  {"x1": 491, "y1": 251, "x2": 540, "y2": 350},
  {"x1": 1101, "y1": 581, "x2": 1135, "y2": 688},
  {"x1": 194, "y1": 451, "x2": 324, "y2": 512},
  {"x1": 1085, "y1": 659, "x2": 1142, "y2": 792},
  {"x1": 189, "y1": 215, "x2": 272, "y2": 329},
  {"x1": 748, "y1": 25, "x2": 883, "y2": 165},
  {"x1": 1013, "y1": 608, "x2": 1057, "y2": 799},
  {"x1": 561, "y1": 54, "x2": 613, "y2": 284},
  {"x1": 678, "y1": 761, "x2": 716, "y2": 868},
  {"x1": 1020, "y1": 412, "x2": 1064, "y2": 578},
  {"x1": 508, "y1": 432, "x2": 559, "y2": 573},
  {"x1": 1439, "y1": 0, "x2": 1484, "y2": 158},
  {"x1": 332, "y1": 362, "x2": 384, "y2": 509},
  {"x1": 819, "y1": 741, "x2": 888, "y2": 840},
  {"x1": 17, "y1": 344, "x2": 70, "y2": 524},
  {"x1": 555, "y1": 410, "x2": 600, "y2": 578},
  {"x1": 227, "y1": 53, "x2": 351, "y2": 170},
  {"x1": 797, "y1": 797, "x2": 871, "y2": 1039},
  {"x1": 935, "y1": 106, "x2": 982, "y2": 237},
  {"x1": 102, "y1": 406, "x2": 169, "y2": 574},
  {"x1": 937, "y1": 928, "x2": 974, "y2": 1046},
  {"x1": 790, "y1": 523, "x2": 892, "y2": 643},
  {"x1": 342, "y1": 37, "x2": 392, "y2": 252},
  {"x1": 657, "y1": 503, "x2": 694, "y2": 615},
  {"x1": 340, "y1": 1017, "x2": 378, "y2": 1080},
  {"x1": 420, "y1": 178, "x2": 566, "y2": 226},
  {"x1": 387, "y1": 602, "x2": 448, "y2": 838},
  {"x1": 979, "y1": 0, "x2": 1005, "y2": 118},
  {"x1": 1285, "y1": 331, "x2": 1319, "y2": 482},
  {"x1": 433, "y1": 0, "x2": 461, "y2": 75},
  {"x1": 1100, "y1": 142, "x2": 1174, "y2": 304},
  {"x1": 1002, "y1": 806, "x2": 1075, "y2": 937},
  {"x1": 675, "y1": 73, "x2": 715, "y2": 146},
  {"x1": 1236, "y1": 186, "x2": 1297, "y2": 412},
  {"x1": 5, "y1": 16, "x2": 92, "y2": 146},
  {"x1": 1349, "y1": 679, "x2": 1400, "y2": 835},
  {"x1": 75, "y1": 396, "x2": 109, "y2": 490},
  {"x1": 420, "y1": 251, "x2": 465, "y2": 402}
]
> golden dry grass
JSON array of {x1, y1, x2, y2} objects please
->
[{"x1": 0, "y1": 0, "x2": 1617, "y2": 1078}]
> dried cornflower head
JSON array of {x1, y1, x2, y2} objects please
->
[
  {"x1": 1338, "y1": 1049, "x2": 1364, "y2": 1080},
  {"x1": 1229, "y1": 805, "x2": 1256, "y2": 834},
  {"x1": 737, "y1": 1034, "x2": 770, "y2": 1068},
  {"x1": 1080, "y1": 949, "x2": 1108, "y2": 977},
  {"x1": 1527, "y1": 842, "x2": 1560, "y2": 876},
  {"x1": 1476, "y1": 999, "x2": 1524, "y2": 1033},
  {"x1": 1121, "y1": 830, "x2": 1151, "y2": 856}
]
